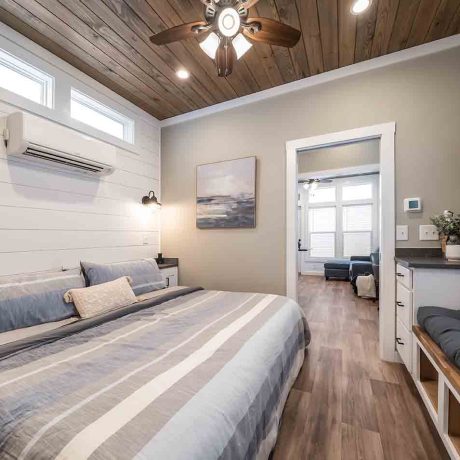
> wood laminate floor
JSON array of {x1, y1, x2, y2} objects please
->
[{"x1": 272, "y1": 276, "x2": 448, "y2": 460}]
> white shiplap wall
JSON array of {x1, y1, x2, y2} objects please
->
[{"x1": 0, "y1": 25, "x2": 161, "y2": 276}]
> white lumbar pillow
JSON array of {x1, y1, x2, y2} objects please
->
[{"x1": 64, "y1": 276, "x2": 136, "y2": 319}]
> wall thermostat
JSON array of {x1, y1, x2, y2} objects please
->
[{"x1": 404, "y1": 197, "x2": 422, "y2": 212}]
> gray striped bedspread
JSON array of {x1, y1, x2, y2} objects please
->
[{"x1": 0, "y1": 287, "x2": 310, "y2": 460}]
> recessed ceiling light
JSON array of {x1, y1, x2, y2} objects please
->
[
  {"x1": 351, "y1": 0, "x2": 372, "y2": 15},
  {"x1": 176, "y1": 69, "x2": 190, "y2": 79}
]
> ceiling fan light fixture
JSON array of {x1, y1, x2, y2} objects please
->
[
  {"x1": 232, "y1": 33, "x2": 253, "y2": 59},
  {"x1": 218, "y1": 8, "x2": 241, "y2": 37},
  {"x1": 200, "y1": 32, "x2": 220, "y2": 59},
  {"x1": 351, "y1": 0, "x2": 372, "y2": 15}
]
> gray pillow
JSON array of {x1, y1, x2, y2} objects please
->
[
  {"x1": 0, "y1": 269, "x2": 84, "y2": 333},
  {"x1": 80, "y1": 259, "x2": 165, "y2": 296}
]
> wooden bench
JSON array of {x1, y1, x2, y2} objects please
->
[{"x1": 413, "y1": 325, "x2": 460, "y2": 459}]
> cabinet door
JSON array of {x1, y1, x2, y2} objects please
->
[
  {"x1": 161, "y1": 268, "x2": 178, "y2": 287},
  {"x1": 396, "y1": 283, "x2": 413, "y2": 330},
  {"x1": 396, "y1": 318, "x2": 412, "y2": 373},
  {"x1": 396, "y1": 264, "x2": 412, "y2": 289}
]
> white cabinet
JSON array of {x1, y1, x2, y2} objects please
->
[
  {"x1": 395, "y1": 261, "x2": 460, "y2": 459},
  {"x1": 160, "y1": 266, "x2": 178, "y2": 287},
  {"x1": 395, "y1": 263, "x2": 460, "y2": 376},
  {"x1": 395, "y1": 263, "x2": 414, "y2": 373}
]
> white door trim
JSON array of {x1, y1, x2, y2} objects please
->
[{"x1": 286, "y1": 122, "x2": 397, "y2": 362}]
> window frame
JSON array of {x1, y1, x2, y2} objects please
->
[
  {"x1": 342, "y1": 182, "x2": 373, "y2": 201},
  {"x1": 0, "y1": 47, "x2": 54, "y2": 108},
  {"x1": 308, "y1": 185, "x2": 337, "y2": 204},
  {"x1": 70, "y1": 88, "x2": 135, "y2": 144},
  {"x1": 308, "y1": 206, "x2": 337, "y2": 258},
  {"x1": 301, "y1": 174, "x2": 379, "y2": 261},
  {"x1": 342, "y1": 203, "x2": 373, "y2": 257}
]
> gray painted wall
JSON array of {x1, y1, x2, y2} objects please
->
[
  {"x1": 298, "y1": 139, "x2": 380, "y2": 174},
  {"x1": 162, "y1": 47, "x2": 460, "y2": 295}
]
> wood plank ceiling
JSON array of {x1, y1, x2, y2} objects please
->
[{"x1": 0, "y1": 0, "x2": 459, "y2": 120}]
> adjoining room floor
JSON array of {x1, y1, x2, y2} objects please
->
[{"x1": 272, "y1": 276, "x2": 448, "y2": 460}]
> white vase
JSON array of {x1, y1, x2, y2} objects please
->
[{"x1": 446, "y1": 245, "x2": 460, "y2": 261}]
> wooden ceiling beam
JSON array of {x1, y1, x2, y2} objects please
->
[
  {"x1": 406, "y1": 0, "x2": 442, "y2": 47},
  {"x1": 338, "y1": 0, "x2": 357, "y2": 67},
  {"x1": 354, "y1": 0, "x2": 379, "y2": 62},
  {"x1": 447, "y1": 4, "x2": 460, "y2": 34},
  {"x1": 371, "y1": 0, "x2": 400, "y2": 58},
  {"x1": 425, "y1": 0, "x2": 460, "y2": 42},
  {"x1": 296, "y1": 0, "x2": 324, "y2": 75},
  {"x1": 388, "y1": 0, "x2": 421, "y2": 53},
  {"x1": 317, "y1": 0, "x2": 339, "y2": 72}
]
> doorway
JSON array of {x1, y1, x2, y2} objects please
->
[{"x1": 286, "y1": 123, "x2": 396, "y2": 362}]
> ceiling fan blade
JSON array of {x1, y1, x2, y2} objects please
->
[
  {"x1": 243, "y1": 17, "x2": 301, "y2": 48},
  {"x1": 216, "y1": 39, "x2": 236, "y2": 77},
  {"x1": 150, "y1": 21, "x2": 209, "y2": 45},
  {"x1": 237, "y1": 0, "x2": 261, "y2": 8}
]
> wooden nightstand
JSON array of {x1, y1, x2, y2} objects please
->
[{"x1": 157, "y1": 258, "x2": 179, "y2": 287}]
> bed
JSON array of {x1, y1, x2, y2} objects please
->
[{"x1": 0, "y1": 285, "x2": 310, "y2": 460}]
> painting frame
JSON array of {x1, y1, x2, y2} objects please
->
[{"x1": 196, "y1": 156, "x2": 257, "y2": 229}]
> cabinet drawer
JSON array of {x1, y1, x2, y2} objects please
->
[
  {"x1": 160, "y1": 267, "x2": 178, "y2": 287},
  {"x1": 396, "y1": 283, "x2": 413, "y2": 329},
  {"x1": 396, "y1": 264, "x2": 412, "y2": 290},
  {"x1": 396, "y1": 318, "x2": 412, "y2": 372}
]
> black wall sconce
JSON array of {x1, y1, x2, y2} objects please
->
[{"x1": 142, "y1": 191, "x2": 161, "y2": 210}]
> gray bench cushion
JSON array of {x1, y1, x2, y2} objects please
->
[{"x1": 418, "y1": 306, "x2": 460, "y2": 368}]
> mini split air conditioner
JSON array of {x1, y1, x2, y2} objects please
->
[{"x1": 5, "y1": 112, "x2": 116, "y2": 176}]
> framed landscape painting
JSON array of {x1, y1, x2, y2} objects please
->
[{"x1": 196, "y1": 156, "x2": 256, "y2": 229}]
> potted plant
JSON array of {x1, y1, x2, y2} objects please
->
[{"x1": 431, "y1": 210, "x2": 460, "y2": 260}]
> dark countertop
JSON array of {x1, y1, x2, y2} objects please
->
[
  {"x1": 395, "y1": 256, "x2": 460, "y2": 269},
  {"x1": 156, "y1": 258, "x2": 178, "y2": 269},
  {"x1": 158, "y1": 263, "x2": 178, "y2": 269}
]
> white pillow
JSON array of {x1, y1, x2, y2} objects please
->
[{"x1": 64, "y1": 276, "x2": 136, "y2": 319}]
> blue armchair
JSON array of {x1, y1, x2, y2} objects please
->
[
  {"x1": 350, "y1": 253, "x2": 380, "y2": 296},
  {"x1": 349, "y1": 256, "x2": 373, "y2": 279}
]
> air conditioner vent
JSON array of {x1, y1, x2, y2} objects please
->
[{"x1": 24, "y1": 147, "x2": 105, "y2": 173}]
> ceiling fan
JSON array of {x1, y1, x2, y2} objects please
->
[
  {"x1": 150, "y1": 0, "x2": 302, "y2": 77},
  {"x1": 298, "y1": 178, "x2": 333, "y2": 191}
]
